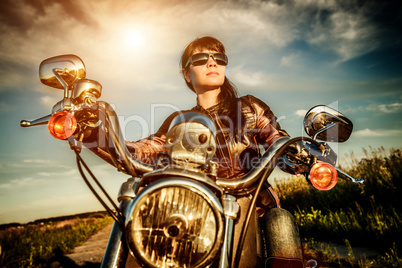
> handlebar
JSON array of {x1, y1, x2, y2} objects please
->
[
  {"x1": 21, "y1": 100, "x2": 364, "y2": 188},
  {"x1": 105, "y1": 112, "x2": 365, "y2": 190},
  {"x1": 98, "y1": 104, "x2": 304, "y2": 192}
]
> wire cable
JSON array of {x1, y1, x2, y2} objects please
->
[{"x1": 75, "y1": 150, "x2": 124, "y2": 228}]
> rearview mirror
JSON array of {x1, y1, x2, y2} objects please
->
[
  {"x1": 304, "y1": 105, "x2": 353, "y2": 142},
  {"x1": 39, "y1": 54, "x2": 86, "y2": 90}
]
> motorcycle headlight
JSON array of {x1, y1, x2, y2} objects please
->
[{"x1": 125, "y1": 179, "x2": 224, "y2": 268}]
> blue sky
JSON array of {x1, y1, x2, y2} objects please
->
[{"x1": 0, "y1": 0, "x2": 401, "y2": 224}]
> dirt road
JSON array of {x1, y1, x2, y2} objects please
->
[
  {"x1": 67, "y1": 223, "x2": 114, "y2": 266},
  {"x1": 49, "y1": 223, "x2": 113, "y2": 267}
]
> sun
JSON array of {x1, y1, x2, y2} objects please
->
[{"x1": 124, "y1": 30, "x2": 144, "y2": 48}]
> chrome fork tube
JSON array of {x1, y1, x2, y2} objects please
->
[
  {"x1": 101, "y1": 199, "x2": 132, "y2": 268},
  {"x1": 219, "y1": 195, "x2": 239, "y2": 268},
  {"x1": 101, "y1": 177, "x2": 140, "y2": 268}
]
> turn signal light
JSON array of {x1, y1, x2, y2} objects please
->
[
  {"x1": 309, "y1": 162, "x2": 338, "y2": 190},
  {"x1": 48, "y1": 111, "x2": 77, "y2": 140}
]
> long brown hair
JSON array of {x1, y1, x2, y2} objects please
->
[{"x1": 180, "y1": 36, "x2": 245, "y2": 141}]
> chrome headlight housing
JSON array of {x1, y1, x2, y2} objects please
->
[{"x1": 125, "y1": 178, "x2": 224, "y2": 268}]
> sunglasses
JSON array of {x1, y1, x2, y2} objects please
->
[{"x1": 185, "y1": 52, "x2": 228, "y2": 68}]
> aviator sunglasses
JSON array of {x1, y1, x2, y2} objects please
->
[{"x1": 185, "y1": 52, "x2": 228, "y2": 68}]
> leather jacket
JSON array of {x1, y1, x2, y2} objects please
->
[{"x1": 127, "y1": 95, "x2": 288, "y2": 176}]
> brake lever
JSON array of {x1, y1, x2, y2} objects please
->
[
  {"x1": 20, "y1": 114, "x2": 52, "y2": 127},
  {"x1": 335, "y1": 167, "x2": 364, "y2": 184}
]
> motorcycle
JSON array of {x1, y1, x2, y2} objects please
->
[{"x1": 21, "y1": 54, "x2": 364, "y2": 268}]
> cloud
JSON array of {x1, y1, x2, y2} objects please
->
[
  {"x1": 23, "y1": 159, "x2": 64, "y2": 166},
  {"x1": 40, "y1": 96, "x2": 59, "y2": 106},
  {"x1": 367, "y1": 102, "x2": 402, "y2": 113},
  {"x1": 0, "y1": 158, "x2": 71, "y2": 172},
  {"x1": 37, "y1": 169, "x2": 78, "y2": 177},
  {"x1": 0, "y1": 183, "x2": 11, "y2": 190},
  {"x1": 378, "y1": 103, "x2": 402, "y2": 113},
  {"x1": 353, "y1": 128, "x2": 402, "y2": 137},
  {"x1": 230, "y1": 65, "x2": 270, "y2": 88},
  {"x1": 306, "y1": 8, "x2": 379, "y2": 62},
  {"x1": 0, "y1": 177, "x2": 48, "y2": 190},
  {"x1": 295, "y1": 109, "x2": 308, "y2": 117}
]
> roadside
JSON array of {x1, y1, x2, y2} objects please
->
[{"x1": 49, "y1": 223, "x2": 113, "y2": 267}]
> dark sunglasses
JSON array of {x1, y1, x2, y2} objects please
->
[{"x1": 185, "y1": 52, "x2": 228, "y2": 68}]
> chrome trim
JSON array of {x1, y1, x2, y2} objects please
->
[
  {"x1": 117, "y1": 177, "x2": 141, "y2": 202},
  {"x1": 168, "y1": 112, "x2": 217, "y2": 136},
  {"x1": 125, "y1": 178, "x2": 224, "y2": 268},
  {"x1": 52, "y1": 98, "x2": 73, "y2": 112},
  {"x1": 51, "y1": 100, "x2": 63, "y2": 114},
  {"x1": 73, "y1": 79, "x2": 102, "y2": 104}
]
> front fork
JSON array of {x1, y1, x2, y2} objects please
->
[
  {"x1": 101, "y1": 199, "x2": 131, "y2": 267},
  {"x1": 219, "y1": 195, "x2": 240, "y2": 268},
  {"x1": 101, "y1": 177, "x2": 141, "y2": 268}
]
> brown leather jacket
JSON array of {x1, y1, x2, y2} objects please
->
[
  {"x1": 122, "y1": 95, "x2": 288, "y2": 210},
  {"x1": 127, "y1": 95, "x2": 287, "y2": 174}
]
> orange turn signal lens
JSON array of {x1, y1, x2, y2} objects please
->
[
  {"x1": 48, "y1": 111, "x2": 77, "y2": 140},
  {"x1": 309, "y1": 162, "x2": 338, "y2": 191}
]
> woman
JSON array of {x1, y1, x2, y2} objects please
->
[
  {"x1": 126, "y1": 36, "x2": 302, "y2": 267},
  {"x1": 90, "y1": 36, "x2": 303, "y2": 267},
  {"x1": 128, "y1": 36, "x2": 287, "y2": 188}
]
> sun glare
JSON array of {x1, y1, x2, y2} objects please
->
[{"x1": 124, "y1": 30, "x2": 144, "y2": 48}]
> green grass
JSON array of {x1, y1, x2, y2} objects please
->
[
  {"x1": 275, "y1": 147, "x2": 402, "y2": 267},
  {"x1": 0, "y1": 212, "x2": 113, "y2": 268}
]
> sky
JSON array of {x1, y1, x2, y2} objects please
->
[{"x1": 0, "y1": 0, "x2": 401, "y2": 224}]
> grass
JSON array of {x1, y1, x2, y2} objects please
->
[
  {"x1": 0, "y1": 212, "x2": 113, "y2": 268},
  {"x1": 275, "y1": 147, "x2": 402, "y2": 267}
]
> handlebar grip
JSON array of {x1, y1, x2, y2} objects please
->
[{"x1": 20, "y1": 120, "x2": 33, "y2": 127}]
